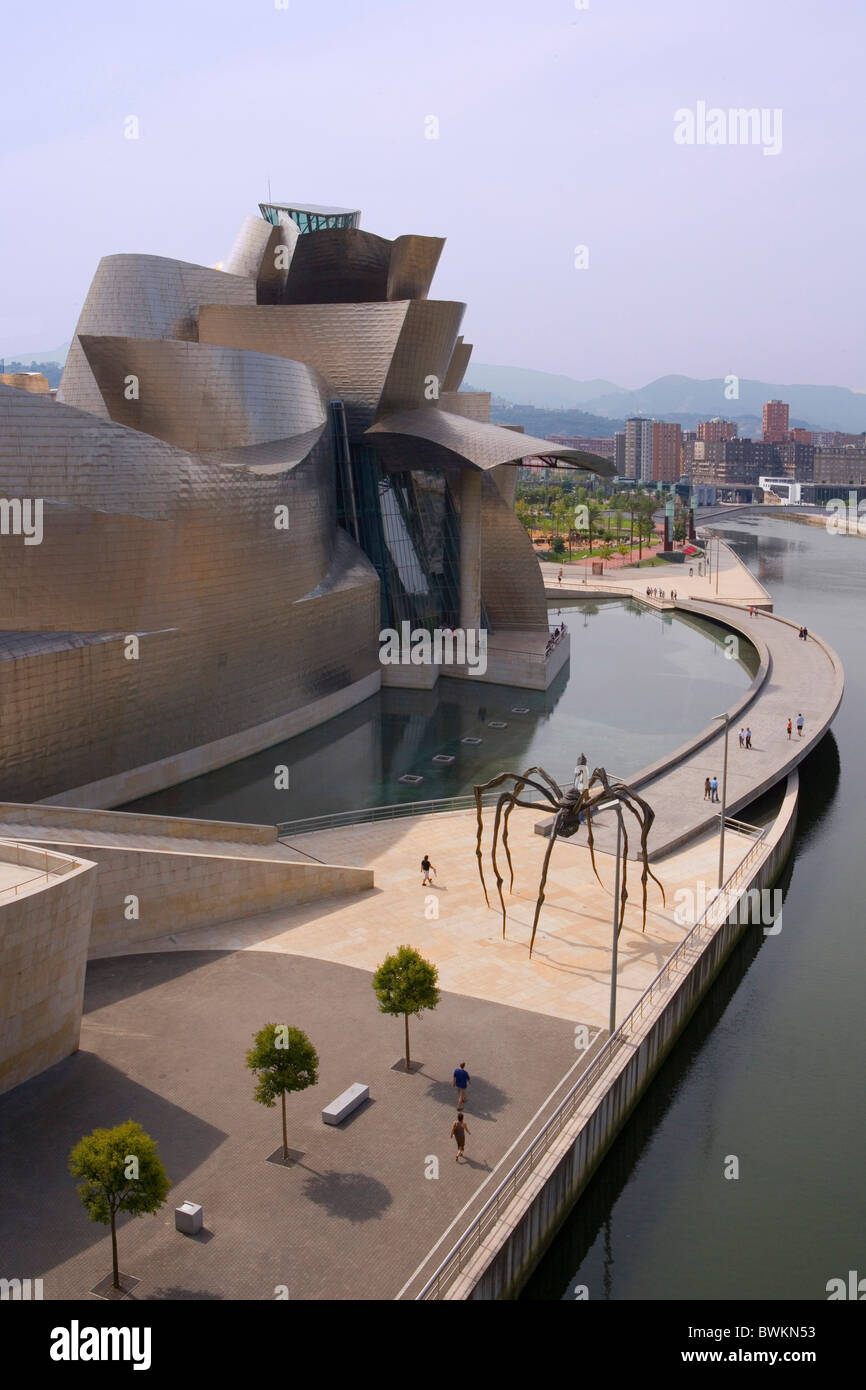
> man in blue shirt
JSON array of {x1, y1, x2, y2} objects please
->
[{"x1": 453, "y1": 1062, "x2": 470, "y2": 1108}]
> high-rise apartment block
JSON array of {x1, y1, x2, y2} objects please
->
[
  {"x1": 624, "y1": 417, "x2": 654, "y2": 481},
  {"x1": 651, "y1": 420, "x2": 683, "y2": 482},
  {"x1": 762, "y1": 399, "x2": 789, "y2": 443}
]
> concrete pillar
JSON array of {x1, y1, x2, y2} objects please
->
[{"x1": 459, "y1": 469, "x2": 482, "y2": 633}]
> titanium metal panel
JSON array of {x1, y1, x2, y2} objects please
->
[
  {"x1": 386, "y1": 235, "x2": 445, "y2": 301},
  {"x1": 198, "y1": 302, "x2": 410, "y2": 436},
  {"x1": 376, "y1": 301, "x2": 466, "y2": 417},
  {"x1": 367, "y1": 407, "x2": 616, "y2": 475},
  {"x1": 58, "y1": 254, "x2": 256, "y2": 417},
  {"x1": 79, "y1": 336, "x2": 329, "y2": 455}
]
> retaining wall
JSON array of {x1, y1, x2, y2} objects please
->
[{"x1": 454, "y1": 771, "x2": 799, "y2": 1299}]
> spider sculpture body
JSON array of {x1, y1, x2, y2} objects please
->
[{"x1": 474, "y1": 765, "x2": 664, "y2": 958}]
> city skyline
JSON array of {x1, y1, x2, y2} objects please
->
[{"x1": 1, "y1": 0, "x2": 863, "y2": 389}]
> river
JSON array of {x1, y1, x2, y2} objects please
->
[{"x1": 523, "y1": 513, "x2": 862, "y2": 1300}]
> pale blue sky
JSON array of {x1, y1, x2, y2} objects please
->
[{"x1": 1, "y1": 0, "x2": 862, "y2": 388}]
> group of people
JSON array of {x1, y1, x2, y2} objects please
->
[
  {"x1": 738, "y1": 727, "x2": 754, "y2": 749},
  {"x1": 798, "y1": 626, "x2": 809, "y2": 641},
  {"x1": 450, "y1": 1063, "x2": 471, "y2": 1162},
  {"x1": 786, "y1": 713, "x2": 805, "y2": 739},
  {"x1": 546, "y1": 621, "x2": 567, "y2": 656},
  {"x1": 645, "y1": 586, "x2": 678, "y2": 600},
  {"x1": 704, "y1": 776, "x2": 721, "y2": 802}
]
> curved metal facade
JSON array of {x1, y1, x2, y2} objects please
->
[{"x1": 1, "y1": 200, "x2": 612, "y2": 804}]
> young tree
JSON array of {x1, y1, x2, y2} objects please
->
[
  {"x1": 69, "y1": 1121, "x2": 171, "y2": 1291},
  {"x1": 372, "y1": 945, "x2": 440, "y2": 1070},
  {"x1": 246, "y1": 1024, "x2": 319, "y2": 1161}
]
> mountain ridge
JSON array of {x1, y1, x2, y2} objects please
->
[{"x1": 465, "y1": 364, "x2": 866, "y2": 434}]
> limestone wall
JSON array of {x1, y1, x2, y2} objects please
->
[
  {"x1": 16, "y1": 842, "x2": 374, "y2": 955},
  {"x1": 0, "y1": 845, "x2": 96, "y2": 1096}
]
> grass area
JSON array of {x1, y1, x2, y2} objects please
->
[{"x1": 627, "y1": 556, "x2": 673, "y2": 568}]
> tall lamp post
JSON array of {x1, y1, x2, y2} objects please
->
[
  {"x1": 596, "y1": 796, "x2": 625, "y2": 1035},
  {"x1": 714, "y1": 713, "x2": 731, "y2": 887}
]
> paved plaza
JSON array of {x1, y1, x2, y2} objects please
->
[{"x1": 0, "y1": 950, "x2": 577, "y2": 1301}]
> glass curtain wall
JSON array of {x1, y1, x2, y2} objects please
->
[{"x1": 342, "y1": 443, "x2": 482, "y2": 633}]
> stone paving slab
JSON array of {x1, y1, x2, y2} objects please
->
[{"x1": 101, "y1": 809, "x2": 754, "y2": 1030}]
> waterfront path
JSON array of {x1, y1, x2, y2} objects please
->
[{"x1": 540, "y1": 546, "x2": 844, "y2": 858}]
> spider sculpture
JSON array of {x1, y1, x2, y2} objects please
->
[{"x1": 474, "y1": 765, "x2": 664, "y2": 959}]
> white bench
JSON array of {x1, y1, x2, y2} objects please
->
[{"x1": 322, "y1": 1082, "x2": 369, "y2": 1125}]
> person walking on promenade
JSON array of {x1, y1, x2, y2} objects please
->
[
  {"x1": 421, "y1": 854, "x2": 436, "y2": 886},
  {"x1": 738, "y1": 728, "x2": 745, "y2": 749},
  {"x1": 749, "y1": 606, "x2": 754, "y2": 617},
  {"x1": 787, "y1": 718, "x2": 792, "y2": 740},
  {"x1": 797, "y1": 712, "x2": 805, "y2": 737},
  {"x1": 802, "y1": 627, "x2": 809, "y2": 641},
  {"x1": 557, "y1": 568, "x2": 563, "y2": 586},
  {"x1": 704, "y1": 777, "x2": 711, "y2": 800},
  {"x1": 453, "y1": 1062, "x2": 470, "y2": 1107},
  {"x1": 745, "y1": 728, "x2": 752, "y2": 749},
  {"x1": 451, "y1": 1112, "x2": 471, "y2": 1163}
]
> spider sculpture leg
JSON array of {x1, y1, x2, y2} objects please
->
[
  {"x1": 492, "y1": 791, "x2": 563, "y2": 937},
  {"x1": 502, "y1": 767, "x2": 564, "y2": 892},
  {"x1": 489, "y1": 792, "x2": 513, "y2": 936},
  {"x1": 528, "y1": 813, "x2": 562, "y2": 959},
  {"x1": 474, "y1": 772, "x2": 559, "y2": 909}
]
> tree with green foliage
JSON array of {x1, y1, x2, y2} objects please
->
[
  {"x1": 69, "y1": 1121, "x2": 171, "y2": 1291},
  {"x1": 372, "y1": 945, "x2": 440, "y2": 1070},
  {"x1": 246, "y1": 1023, "x2": 319, "y2": 1160}
]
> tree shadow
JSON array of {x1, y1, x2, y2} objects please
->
[
  {"x1": 300, "y1": 1170, "x2": 392, "y2": 1223},
  {"x1": 423, "y1": 1074, "x2": 510, "y2": 1122}
]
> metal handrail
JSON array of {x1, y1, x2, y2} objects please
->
[
  {"x1": 277, "y1": 776, "x2": 576, "y2": 838},
  {"x1": 415, "y1": 824, "x2": 769, "y2": 1299},
  {"x1": 0, "y1": 838, "x2": 60, "y2": 900}
]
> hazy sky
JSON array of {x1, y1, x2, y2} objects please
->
[{"x1": 1, "y1": 0, "x2": 862, "y2": 388}]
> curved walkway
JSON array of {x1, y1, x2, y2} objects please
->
[{"x1": 542, "y1": 546, "x2": 844, "y2": 859}]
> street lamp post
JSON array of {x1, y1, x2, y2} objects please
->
[
  {"x1": 714, "y1": 713, "x2": 731, "y2": 887},
  {"x1": 596, "y1": 796, "x2": 625, "y2": 1035}
]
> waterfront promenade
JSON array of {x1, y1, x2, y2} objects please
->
[
  {"x1": 0, "y1": 540, "x2": 843, "y2": 1301},
  {"x1": 541, "y1": 547, "x2": 844, "y2": 858}
]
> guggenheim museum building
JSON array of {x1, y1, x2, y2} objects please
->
[{"x1": 0, "y1": 200, "x2": 612, "y2": 807}]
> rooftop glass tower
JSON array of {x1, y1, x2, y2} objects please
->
[{"x1": 259, "y1": 201, "x2": 361, "y2": 233}]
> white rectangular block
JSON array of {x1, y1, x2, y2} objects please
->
[
  {"x1": 175, "y1": 1200, "x2": 203, "y2": 1235},
  {"x1": 322, "y1": 1082, "x2": 369, "y2": 1125}
]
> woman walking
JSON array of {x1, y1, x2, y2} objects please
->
[{"x1": 451, "y1": 1112, "x2": 471, "y2": 1163}]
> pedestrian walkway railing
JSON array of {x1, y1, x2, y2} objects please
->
[
  {"x1": 0, "y1": 839, "x2": 64, "y2": 901},
  {"x1": 276, "y1": 776, "x2": 576, "y2": 838},
  {"x1": 414, "y1": 823, "x2": 770, "y2": 1300}
]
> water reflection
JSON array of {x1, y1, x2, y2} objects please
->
[{"x1": 124, "y1": 600, "x2": 757, "y2": 824}]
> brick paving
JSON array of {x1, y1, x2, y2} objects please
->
[{"x1": 0, "y1": 951, "x2": 578, "y2": 1300}]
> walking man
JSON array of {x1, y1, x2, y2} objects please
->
[
  {"x1": 710, "y1": 776, "x2": 719, "y2": 803},
  {"x1": 797, "y1": 712, "x2": 805, "y2": 737},
  {"x1": 787, "y1": 718, "x2": 792, "y2": 740},
  {"x1": 738, "y1": 728, "x2": 745, "y2": 749},
  {"x1": 557, "y1": 568, "x2": 563, "y2": 586},
  {"x1": 704, "y1": 776, "x2": 711, "y2": 800},
  {"x1": 421, "y1": 854, "x2": 436, "y2": 886},
  {"x1": 451, "y1": 1112, "x2": 471, "y2": 1163},
  {"x1": 453, "y1": 1061, "x2": 470, "y2": 1108},
  {"x1": 745, "y1": 728, "x2": 752, "y2": 749}
]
